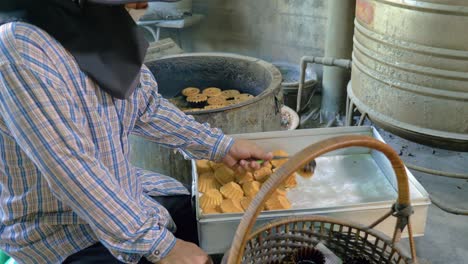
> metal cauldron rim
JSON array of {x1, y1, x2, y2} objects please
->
[{"x1": 154, "y1": 52, "x2": 283, "y2": 114}]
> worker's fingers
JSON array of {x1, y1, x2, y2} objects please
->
[{"x1": 250, "y1": 150, "x2": 273, "y2": 162}]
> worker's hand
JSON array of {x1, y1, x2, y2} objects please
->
[
  {"x1": 158, "y1": 239, "x2": 212, "y2": 264},
  {"x1": 223, "y1": 139, "x2": 273, "y2": 172}
]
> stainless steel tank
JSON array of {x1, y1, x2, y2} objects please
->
[
  {"x1": 349, "y1": 0, "x2": 468, "y2": 150},
  {"x1": 130, "y1": 53, "x2": 282, "y2": 184}
]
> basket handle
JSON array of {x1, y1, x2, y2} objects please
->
[{"x1": 226, "y1": 135, "x2": 417, "y2": 264}]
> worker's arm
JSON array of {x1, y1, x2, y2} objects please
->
[
  {"x1": 132, "y1": 67, "x2": 234, "y2": 162},
  {"x1": 0, "y1": 63, "x2": 175, "y2": 263}
]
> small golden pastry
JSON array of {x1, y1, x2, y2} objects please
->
[
  {"x1": 209, "y1": 161, "x2": 224, "y2": 170},
  {"x1": 220, "y1": 182, "x2": 244, "y2": 200},
  {"x1": 182, "y1": 87, "x2": 200, "y2": 97},
  {"x1": 221, "y1": 89, "x2": 241, "y2": 99},
  {"x1": 253, "y1": 167, "x2": 272, "y2": 182},
  {"x1": 240, "y1": 196, "x2": 252, "y2": 211},
  {"x1": 284, "y1": 174, "x2": 297, "y2": 188},
  {"x1": 236, "y1": 171, "x2": 254, "y2": 185},
  {"x1": 198, "y1": 173, "x2": 220, "y2": 193},
  {"x1": 202, "y1": 87, "x2": 222, "y2": 97},
  {"x1": 266, "y1": 195, "x2": 291, "y2": 211},
  {"x1": 226, "y1": 100, "x2": 240, "y2": 106},
  {"x1": 263, "y1": 161, "x2": 273, "y2": 169},
  {"x1": 242, "y1": 181, "x2": 261, "y2": 197},
  {"x1": 274, "y1": 188, "x2": 287, "y2": 197},
  {"x1": 196, "y1": 160, "x2": 212, "y2": 174},
  {"x1": 214, "y1": 166, "x2": 236, "y2": 185},
  {"x1": 186, "y1": 94, "x2": 208, "y2": 108},
  {"x1": 234, "y1": 93, "x2": 254, "y2": 102},
  {"x1": 203, "y1": 206, "x2": 221, "y2": 215},
  {"x1": 271, "y1": 150, "x2": 289, "y2": 168},
  {"x1": 207, "y1": 96, "x2": 227, "y2": 106},
  {"x1": 199, "y1": 189, "x2": 223, "y2": 209},
  {"x1": 220, "y1": 199, "x2": 244, "y2": 213}
]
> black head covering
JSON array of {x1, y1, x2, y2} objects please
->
[{"x1": 0, "y1": 0, "x2": 151, "y2": 99}]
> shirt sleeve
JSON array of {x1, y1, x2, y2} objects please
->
[
  {"x1": 131, "y1": 67, "x2": 234, "y2": 162},
  {"x1": 0, "y1": 63, "x2": 175, "y2": 263}
]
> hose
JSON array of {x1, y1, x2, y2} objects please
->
[
  {"x1": 406, "y1": 163, "x2": 468, "y2": 180},
  {"x1": 429, "y1": 195, "x2": 468, "y2": 216},
  {"x1": 406, "y1": 163, "x2": 468, "y2": 215}
]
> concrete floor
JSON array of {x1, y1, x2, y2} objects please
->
[{"x1": 374, "y1": 126, "x2": 468, "y2": 264}]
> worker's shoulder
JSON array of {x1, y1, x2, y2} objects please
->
[{"x1": 0, "y1": 22, "x2": 66, "y2": 67}]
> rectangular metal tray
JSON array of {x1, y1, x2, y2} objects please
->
[{"x1": 191, "y1": 126, "x2": 430, "y2": 254}]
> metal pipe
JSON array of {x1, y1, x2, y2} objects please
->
[
  {"x1": 320, "y1": 0, "x2": 356, "y2": 123},
  {"x1": 296, "y1": 56, "x2": 352, "y2": 113}
]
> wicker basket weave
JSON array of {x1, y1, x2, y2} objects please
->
[{"x1": 223, "y1": 135, "x2": 419, "y2": 264}]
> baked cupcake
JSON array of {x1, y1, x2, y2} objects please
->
[
  {"x1": 181, "y1": 87, "x2": 200, "y2": 97},
  {"x1": 234, "y1": 93, "x2": 254, "y2": 102},
  {"x1": 240, "y1": 196, "x2": 253, "y2": 211},
  {"x1": 253, "y1": 167, "x2": 272, "y2": 182},
  {"x1": 236, "y1": 171, "x2": 254, "y2": 185},
  {"x1": 274, "y1": 188, "x2": 287, "y2": 197},
  {"x1": 207, "y1": 95, "x2": 228, "y2": 106},
  {"x1": 209, "y1": 161, "x2": 224, "y2": 170},
  {"x1": 220, "y1": 182, "x2": 244, "y2": 200},
  {"x1": 198, "y1": 172, "x2": 221, "y2": 193},
  {"x1": 226, "y1": 100, "x2": 240, "y2": 106},
  {"x1": 214, "y1": 166, "x2": 236, "y2": 185},
  {"x1": 242, "y1": 181, "x2": 261, "y2": 197},
  {"x1": 202, "y1": 87, "x2": 222, "y2": 97},
  {"x1": 199, "y1": 189, "x2": 223, "y2": 210},
  {"x1": 203, "y1": 206, "x2": 221, "y2": 215},
  {"x1": 186, "y1": 94, "x2": 208, "y2": 108},
  {"x1": 283, "y1": 174, "x2": 297, "y2": 188},
  {"x1": 196, "y1": 160, "x2": 212, "y2": 174},
  {"x1": 221, "y1": 89, "x2": 240, "y2": 99},
  {"x1": 270, "y1": 149, "x2": 289, "y2": 168},
  {"x1": 265, "y1": 195, "x2": 291, "y2": 211},
  {"x1": 263, "y1": 161, "x2": 273, "y2": 169},
  {"x1": 220, "y1": 199, "x2": 244, "y2": 213}
]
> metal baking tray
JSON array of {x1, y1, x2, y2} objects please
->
[{"x1": 191, "y1": 126, "x2": 430, "y2": 254}]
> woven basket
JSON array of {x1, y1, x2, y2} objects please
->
[{"x1": 223, "y1": 135, "x2": 419, "y2": 264}]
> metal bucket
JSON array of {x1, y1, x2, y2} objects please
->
[
  {"x1": 272, "y1": 62, "x2": 317, "y2": 111},
  {"x1": 130, "y1": 53, "x2": 282, "y2": 184},
  {"x1": 350, "y1": 0, "x2": 468, "y2": 150}
]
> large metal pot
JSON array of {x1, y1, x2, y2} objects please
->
[
  {"x1": 130, "y1": 53, "x2": 282, "y2": 184},
  {"x1": 350, "y1": 0, "x2": 468, "y2": 150}
]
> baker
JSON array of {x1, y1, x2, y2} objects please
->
[{"x1": 0, "y1": 1, "x2": 272, "y2": 263}]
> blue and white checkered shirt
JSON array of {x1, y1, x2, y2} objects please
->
[{"x1": 0, "y1": 22, "x2": 233, "y2": 264}]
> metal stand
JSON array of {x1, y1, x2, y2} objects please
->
[{"x1": 345, "y1": 93, "x2": 367, "y2": 127}]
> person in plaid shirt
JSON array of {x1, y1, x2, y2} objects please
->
[{"x1": 0, "y1": 1, "x2": 272, "y2": 263}]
